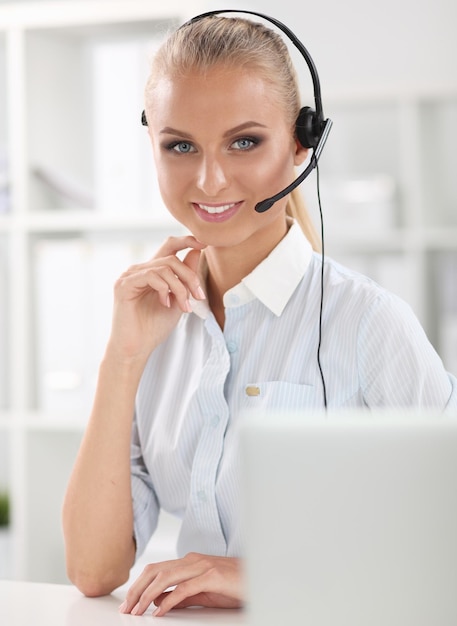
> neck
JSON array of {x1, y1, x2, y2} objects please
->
[{"x1": 203, "y1": 217, "x2": 289, "y2": 328}]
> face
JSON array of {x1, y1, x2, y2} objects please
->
[{"x1": 146, "y1": 67, "x2": 308, "y2": 253}]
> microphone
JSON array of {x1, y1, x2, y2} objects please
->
[{"x1": 255, "y1": 118, "x2": 333, "y2": 213}]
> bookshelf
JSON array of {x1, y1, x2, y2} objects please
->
[
  {"x1": 0, "y1": 0, "x2": 200, "y2": 581},
  {"x1": 303, "y1": 89, "x2": 457, "y2": 362},
  {"x1": 0, "y1": 1, "x2": 456, "y2": 583}
]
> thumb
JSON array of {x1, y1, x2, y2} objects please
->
[{"x1": 183, "y1": 247, "x2": 203, "y2": 274}]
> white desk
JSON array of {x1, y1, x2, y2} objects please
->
[{"x1": 0, "y1": 581, "x2": 246, "y2": 625}]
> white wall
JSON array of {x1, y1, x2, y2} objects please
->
[
  {"x1": 1, "y1": 0, "x2": 455, "y2": 93},
  {"x1": 203, "y1": 0, "x2": 457, "y2": 94}
]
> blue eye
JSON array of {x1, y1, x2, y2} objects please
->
[
  {"x1": 232, "y1": 137, "x2": 258, "y2": 151},
  {"x1": 170, "y1": 141, "x2": 195, "y2": 154}
]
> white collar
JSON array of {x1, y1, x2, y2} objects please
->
[{"x1": 191, "y1": 221, "x2": 313, "y2": 318}]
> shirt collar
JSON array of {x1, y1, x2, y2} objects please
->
[
  {"x1": 228, "y1": 221, "x2": 312, "y2": 316},
  {"x1": 191, "y1": 221, "x2": 313, "y2": 318}
]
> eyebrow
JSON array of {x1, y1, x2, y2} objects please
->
[{"x1": 159, "y1": 121, "x2": 268, "y2": 139}]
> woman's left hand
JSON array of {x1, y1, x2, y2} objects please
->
[{"x1": 118, "y1": 553, "x2": 244, "y2": 617}]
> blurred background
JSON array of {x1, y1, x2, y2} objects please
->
[{"x1": 0, "y1": 0, "x2": 456, "y2": 583}]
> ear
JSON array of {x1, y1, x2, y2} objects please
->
[{"x1": 294, "y1": 138, "x2": 309, "y2": 166}]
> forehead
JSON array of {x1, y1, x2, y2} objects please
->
[{"x1": 148, "y1": 67, "x2": 285, "y2": 128}]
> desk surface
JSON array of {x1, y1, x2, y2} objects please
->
[{"x1": 0, "y1": 580, "x2": 245, "y2": 625}]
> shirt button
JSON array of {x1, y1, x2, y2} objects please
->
[
  {"x1": 197, "y1": 490, "x2": 207, "y2": 502},
  {"x1": 211, "y1": 415, "x2": 220, "y2": 428},
  {"x1": 226, "y1": 340, "x2": 238, "y2": 353},
  {"x1": 246, "y1": 385, "x2": 261, "y2": 397}
]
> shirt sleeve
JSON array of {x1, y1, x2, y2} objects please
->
[
  {"x1": 444, "y1": 373, "x2": 457, "y2": 411},
  {"x1": 357, "y1": 291, "x2": 457, "y2": 409},
  {"x1": 130, "y1": 413, "x2": 160, "y2": 560}
]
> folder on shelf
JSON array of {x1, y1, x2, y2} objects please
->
[
  {"x1": 0, "y1": 150, "x2": 9, "y2": 214},
  {"x1": 0, "y1": 240, "x2": 7, "y2": 408},
  {"x1": 33, "y1": 235, "x2": 160, "y2": 413}
]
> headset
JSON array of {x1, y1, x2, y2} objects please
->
[
  {"x1": 141, "y1": 9, "x2": 331, "y2": 407},
  {"x1": 142, "y1": 8, "x2": 332, "y2": 213}
]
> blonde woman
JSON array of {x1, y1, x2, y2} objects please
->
[{"x1": 63, "y1": 13, "x2": 457, "y2": 617}]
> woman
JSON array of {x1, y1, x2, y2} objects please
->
[{"x1": 62, "y1": 14, "x2": 456, "y2": 617}]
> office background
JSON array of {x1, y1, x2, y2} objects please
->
[{"x1": 0, "y1": 0, "x2": 456, "y2": 582}]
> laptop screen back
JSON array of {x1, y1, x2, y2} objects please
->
[{"x1": 239, "y1": 410, "x2": 457, "y2": 626}]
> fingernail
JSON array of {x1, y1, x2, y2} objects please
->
[
  {"x1": 166, "y1": 294, "x2": 171, "y2": 308},
  {"x1": 185, "y1": 299, "x2": 192, "y2": 313},
  {"x1": 152, "y1": 606, "x2": 161, "y2": 617},
  {"x1": 131, "y1": 603, "x2": 140, "y2": 615},
  {"x1": 196, "y1": 286, "x2": 206, "y2": 300},
  {"x1": 118, "y1": 601, "x2": 128, "y2": 613}
]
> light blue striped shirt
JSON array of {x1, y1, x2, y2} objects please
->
[{"x1": 130, "y1": 222, "x2": 457, "y2": 559}]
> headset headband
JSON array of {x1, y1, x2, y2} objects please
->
[{"x1": 185, "y1": 9, "x2": 325, "y2": 128}]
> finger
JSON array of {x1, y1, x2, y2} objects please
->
[
  {"x1": 126, "y1": 253, "x2": 205, "y2": 304},
  {"x1": 155, "y1": 235, "x2": 206, "y2": 259},
  {"x1": 126, "y1": 562, "x2": 210, "y2": 616},
  {"x1": 114, "y1": 268, "x2": 171, "y2": 309},
  {"x1": 183, "y1": 248, "x2": 206, "y2": 300},
  {"x1": 152, "y1": 265, "x2": 194, "y2": 312},
  {"x1": 151, "y1": 570, "x2": 219, "y2": 616},
  {"x1": 153, "y1": 590, "x2": 208, "y2": 611},
  {"x1": 183, "y1": 247, "x2": 202, "y2": 273},
  {"x1": 120, "y1": 558, "x2": 187, "y2": 614},
  {"x1": 148, "y1": 263, "x2": 202, "y2": 311},
  {"x1": 116, "y1": 262, "x2": 198, "y2": 312},
  {"x1": 156, "y1": 237, "x2": 206, "y2": 300},
  {"x1": 154, "y1": 588, "x2": 242, "y2": 613}
]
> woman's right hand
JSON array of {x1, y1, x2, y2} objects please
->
[{"x1": 106, "y1": 235, "x2": 206, "y2": 364}]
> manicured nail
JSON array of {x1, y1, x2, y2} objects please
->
[
  {"x1": 196, "y1": 286, "x2": 206, "y2": 300},
  {"x1": 152, "y1": 606, "x2": 161, "y2": 617},
  {"x1": 185, "y1": 299, "x2": 192, "y2": 313},
  {"x1": 131, "y1": 603, "x2": 140, "y2": 615},
  {"x1": 118, "y1": 601, "x2": 128, "y2": 613}
]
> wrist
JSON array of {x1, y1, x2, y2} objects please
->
[{"x1": 99, "y1": 345, "x2": 149, "y2": 383}]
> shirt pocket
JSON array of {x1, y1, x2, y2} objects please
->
[{"x1": 243, "y1": 381, "x2": 317, "y2": 410}]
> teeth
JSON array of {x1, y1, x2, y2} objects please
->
[{"x1": 197, "y1": 203, "x2": 236, "y2": 214}]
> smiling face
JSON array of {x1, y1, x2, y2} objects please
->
[{"x1": 146, "y1": 66, "x2": 308, "y2": 255}]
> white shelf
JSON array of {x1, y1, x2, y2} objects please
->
[
  {"x1": 0, "y1": 210, "x2": 184, "y2": 234},
  {"x1": 0, "y1": 1, "x2": 200, "y2": 29}
]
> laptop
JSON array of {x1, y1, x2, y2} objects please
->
[{"x1": 239, "y1": 409, "x2": 457, "y2": 626}]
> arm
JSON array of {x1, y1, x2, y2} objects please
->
[
  {"x1": 62, "y1": 353, "x2": 140, "y2": 596},
  {"x1": 357, "y1": 292, "x2": 455, "y2": 408},
  {"x1": 62, "y1": 236, "x2": 206, "y2": 597}
]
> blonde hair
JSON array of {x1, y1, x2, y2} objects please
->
[{"x1": 145, "y1": 15, "x2": 320, "y2": 251}]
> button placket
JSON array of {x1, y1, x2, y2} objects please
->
[{"x1": 188, "y1": 320, "x2": 230, "y2": 549}]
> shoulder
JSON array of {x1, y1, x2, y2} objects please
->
[
  {"x1": 302, "y1": 253, "x2": 432, "y2": 356},
  {"x1": 307, "y1": 252, "x2": 410, "y2": 319}
]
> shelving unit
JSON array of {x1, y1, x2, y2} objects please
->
[
  {"x1": 0, "y1": 1, "x2": 456, "y2": 583},
  {"x1": 303, "y1": 88, "x2": 457, "y2": 355},
  {"x1": 0, "y1": 0, "x2": 201, "y2": 582}
]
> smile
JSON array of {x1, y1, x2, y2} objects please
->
[
  {"x1": 192, "y1": 201, "x2": 242, "y2": 223},
  {"x1": 196, "y1": 202, "x2": 237, "y2": 214}
]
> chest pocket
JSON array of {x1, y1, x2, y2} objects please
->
[{"x1": 243, "y1": 381, "x2": 317, "y2": 410}]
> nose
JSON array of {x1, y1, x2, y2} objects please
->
[{"x1": 196, "y1": 154, "x2": 229, "y2": 196}]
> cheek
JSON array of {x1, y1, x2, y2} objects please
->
[
  {"x1": 247, "y1": 144, "x2": 296, "y2": 193},
  {"x1": 152, "y1": 152, "x2": 187, "y2": 208},
  {"x1": 156, "y1": 171, "x2": 186, "y2": 218}
]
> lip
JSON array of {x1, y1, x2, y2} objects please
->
[{"x1": 192, "y1": 201, "x2": 242, "y2": 223}]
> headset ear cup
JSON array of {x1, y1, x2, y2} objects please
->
[{"x1": 295, "y1": 106, "x2": 319, "y2": 149}]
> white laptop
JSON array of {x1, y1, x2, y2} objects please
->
[{"x1": 239, "y1": 409, "x2": 457, "y2": 626}]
